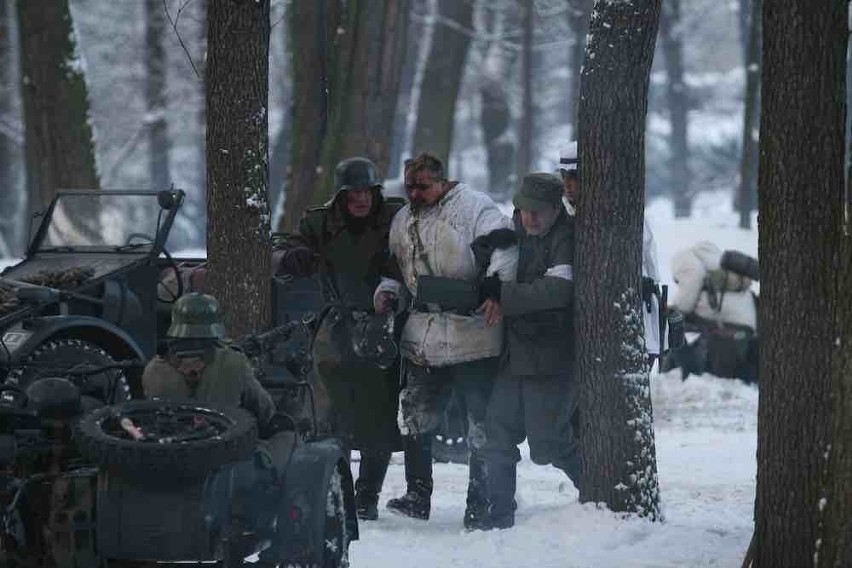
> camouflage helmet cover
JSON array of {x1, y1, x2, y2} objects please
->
[
  {"x1": 334, "y1": 157, "x2": 382, "y2": 193},
  {"x1": 167, "y1": 292, "x2": 226, "y2": 339}
]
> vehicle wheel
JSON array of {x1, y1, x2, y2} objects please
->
[
  {"x1": 321, "y1": 466, "x2": 349, "y2": 568},
  {"x1": 77, "y1": 400, "x2": 258, "y2": 481},
  {"x1": 7, "y1": 339, "x2": 131, "y2": 405}
]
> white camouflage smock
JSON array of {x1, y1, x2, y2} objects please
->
[{"x1": 376, "y1": 183, "x2": 518, "y2": 367}]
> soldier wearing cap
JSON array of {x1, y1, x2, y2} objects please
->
[
  {"x1": 475, "y1": 172, "x2": 581, "y2": 530},
  {"x1": 142, "y1": 292, "x2": 276, "y2": 424},
  {"x1": 280, "y1": 156, "x2": 405, "y2": 521}
]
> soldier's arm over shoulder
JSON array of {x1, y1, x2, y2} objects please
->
[{"x1": 501, "y1": 224, "x2": 574, "y2": 317}]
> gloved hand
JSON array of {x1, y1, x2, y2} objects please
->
[
  {"x1": 280, "y1": 247, "x2": 318, "y2": 277},
  {"x1": 478, "y1": 275, "x2": 502, "y2": 303}
]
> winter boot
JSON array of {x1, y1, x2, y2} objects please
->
[
  {"x1": 355, "y1": 450, "x2": 391, "y2": 521},
  {"x1": 463, "y1": 456, "x2": 492, "y2": 530},
  {"x1": 386, "y1": 435, "x2": 432, "y2": 520},
  {"x1": 478, "y1": 459, "x2": 516, "y2": 531}
]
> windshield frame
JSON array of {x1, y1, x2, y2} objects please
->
[{"x1": 27, "y1": 189, "x2": 185, "y2": 258}]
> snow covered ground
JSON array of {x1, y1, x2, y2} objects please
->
[
  {"x1": 349, "y1": 371, "x2": 756, "y2": 568},
  {"x1": 348, "y1": 193, "x2": 759, "y2": 568}
]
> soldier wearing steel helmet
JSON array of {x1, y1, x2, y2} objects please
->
[
  {"x1": 142, "y1": 292, "x2": 275, "y2": 424},
  {"x1": 278, "y1": 156, "x2": 405, "y2": 521}
]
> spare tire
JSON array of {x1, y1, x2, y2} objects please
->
[{"x1": 77, "y1": 399, "x2": 257, "y2": 482}]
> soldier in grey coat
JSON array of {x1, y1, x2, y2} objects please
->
[{"x1": 476, "y1": 173, "x2": 581, "y2": 530}]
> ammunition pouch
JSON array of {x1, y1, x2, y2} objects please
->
[
  {"x1": 413, "y1": 275, "x2": 480, "y2": 314},
  {"x1": 509, "y1": 309, "x2": 571, "y2": 340}
]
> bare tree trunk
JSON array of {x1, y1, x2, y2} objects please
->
[
  {"x1": 576, "y1": 0, "x2": 662, "y2": 519},
  {"x1": 411, "y1": 0, "x2": 473, "y2": 167},
  {"x1": 387, "y1": 0, "x2": 425, "y2": 180},
  {"x1": 313, "y1": 0, "x2": 410, "y2": 202},
  {"x1": 145, "y1": 0, "x2": 170, "y2": 191},
  {"x1": 659, "y1": 0, "x2": 691, "y2": 218},
  {"x1": 269, "y1": 0, "x2": 291, "y2": 219},
  {"x1": 17, "y1": 0, "x2": 99, "y2": 227},
  {"x1": 754, "y1": 1, "x2": 850, "y2": 565},
  {"x1": 196, "y1": 0, "x2": 207, "y2": 215},
  {"x1": 279, "y1": 0, "x2": 341, "y2": 232},
  {"x1": 479, "y1": 2, "x2": 517, "y2": 199},
  {"x1": 567, "y1": 0, "x2": 592, "y2": 130},
  {"x1": 515, "y1": 0, "x2": 533, "y2": 179},
  {"x1": 0, "y1": 0, "x2": 23, "y2": 256},
  {"x1": 737, "y1": 0, "x2": 760, "y2": 230},
  {"x1": 205, "y1": 0, "x2": 271, "y2": 339}
]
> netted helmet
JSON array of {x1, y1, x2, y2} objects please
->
[
  {"x1": 334, "y1": 157, "x2": 381, "y2": 193},
  {"x1": 167, "y1": 293, "x2": 226, "y2": 339}
]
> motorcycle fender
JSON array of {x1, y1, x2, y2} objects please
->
[{"x1": 1, "y1": 316, "x2": 145, "y2": 365}]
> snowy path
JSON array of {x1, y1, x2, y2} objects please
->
[{"x1": 348, "y1": 372, "x2": 757, "y2": 568}]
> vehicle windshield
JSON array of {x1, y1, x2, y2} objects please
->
[{"x1": 39, "y1": 192, "x2": 166, "y2": 251}]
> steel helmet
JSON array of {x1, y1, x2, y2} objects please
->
[
  {"x1": 334, "y1": 157, "x2": 382, "y2": 193},
  {"x1": 167, "y1": 293, "x2": 226, "y2": 339}
]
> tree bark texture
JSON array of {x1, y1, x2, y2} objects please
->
[
  {"x1": 576, "y1": 0, "x2": 662, "y2": 520},
  {"x1": 279, "y1": 0, "x2": 340, "y2": 232},
  {"x1": 17, "y1": 0, "x2": 99, "y2": 227},
  {"x1": 515, "y1": 0, "x2": 533, "y2": 180},
  {"x1": 0, "y1": 0, "x2": 22, "y2": 256},
  {"x1": 567, "y1": 0, "x2": 592, "y2": 130},
  {"x1": 145, "y1": 0, "x2": 170, "y2": 191},
  {"x1": 479, "y1": 3, "x2": 517, "y2": 199},
  {"x1": 755, "y1": 1, "x2": 850, "y2": 565},
  {"x1": 737, "y1": 0, "x2": 760, "y2": 230},
  {"x1": 658, "y1": 0, "x2": 691, "y2": 218},
  {"x1": 205, "y1": 0, "x2": 271, "y2": 339},
  {"x1": 411, "y1": 0, "x2": 473, "y2": 168},
  {"x1": 313, "y1": 0, "x2": 410, "y2": 202}
]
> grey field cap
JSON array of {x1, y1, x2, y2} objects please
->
[{"x1": 513, "y1": 172, "x2": 564, "y2": 211}]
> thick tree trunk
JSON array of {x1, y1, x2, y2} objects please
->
[
  {"x1": 411, "y1": 0, "x2": 473, "y2": 167},
  {"x1": 754, "y1": 1, "x2": 850, "y2": 565},
  {"x1": 567, "y1": 0, "x2": 592, "y2": 130},
  {"x1": 737, "y1": 0, "x2": 760, "y2": 230},
  {"x1": 659, "y1": 0, "x2": 691, "y2": 218},
  {"x1": 17, "y1": 0, "x2": 99, "y2": 241},
  {"x1": 387, "y1": 0, "x2": 424, "y2": 180},
  {"x1": 515, "y1": 0, "x2": 533, "y2": 180},
  {"x1": 313, "y1": 0, "x2": 410, "y2": 202},
  {"x1": 205, "y1": 0, "x2": 271, "y2": 339},
  {"x1": 576, "y1": 0, "x2": 662, "y2": 520},
  {"x1": 145, "y1": 0, "x2": 170, "y2": 191},
  {"x1": 0, "y1": 0, "x2": 22, "y2": 256}
]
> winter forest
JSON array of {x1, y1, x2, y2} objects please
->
[{"x1": 0, "y1": 0, "x2": 850, "y2": 567}]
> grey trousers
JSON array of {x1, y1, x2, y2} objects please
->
[{"x1": 483, "y1": 368, "x2": 580, "y2": 479}]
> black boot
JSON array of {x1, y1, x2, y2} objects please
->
[
  {"x1": 386, "y1": 435, "x2": 432, "y2": 520},
  {"x1": 355, "y1": 450, "x2": 391, "y2": 521},
  {"x1": 483, "y1": 460, "x2": 517, "y2": 530},
  {"x1": 463, "y1": 455, "x2": 492, "y2": 530}
]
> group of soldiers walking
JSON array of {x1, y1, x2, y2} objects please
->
[
  {"x1": 145, "y1": 145, "x2": 660, "y2": 533},
  {"x1": 278, "y1": 149, "x2": 596, "y2": 531}
]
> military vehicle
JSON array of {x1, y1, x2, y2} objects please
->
[{"x1": 0, "y1": 189, "x2": 355, "y2": 567}]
